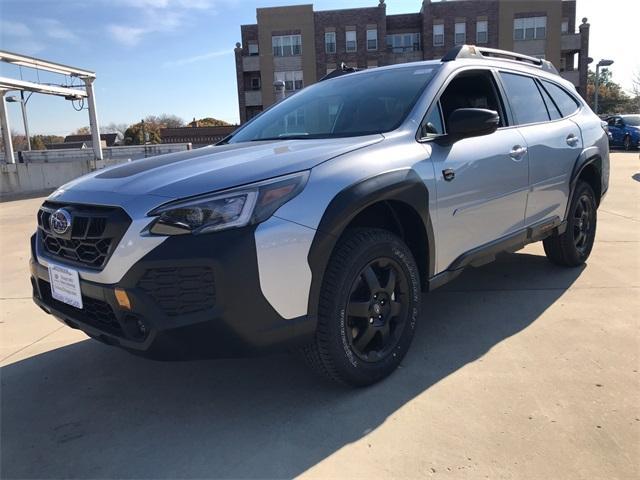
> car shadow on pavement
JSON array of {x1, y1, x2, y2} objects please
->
[{"x1": 1, "y1": 252, "x2": 584, "y2": 479}]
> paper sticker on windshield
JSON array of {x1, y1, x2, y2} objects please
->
[{"x1": 413, "y1": 68, "x2": 433, "y2": 75}]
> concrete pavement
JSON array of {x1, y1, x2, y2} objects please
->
[{"x1": 1, "y1": 152, "x2": 638, "y2": 479}]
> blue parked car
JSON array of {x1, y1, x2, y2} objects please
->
[{"x1": 606, "y1": 114, "x2": 640, "y2": 150}]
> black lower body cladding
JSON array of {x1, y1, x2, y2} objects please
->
[{"x1": 30, "y1": 227, "x2": 316, "y2": 359}]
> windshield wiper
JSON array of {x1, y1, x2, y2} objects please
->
[{"x1": 250, "y1": 133, "x2": 311, "y2": 141}]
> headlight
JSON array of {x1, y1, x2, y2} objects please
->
[{"x1": 147, "y1": 171, "x2": 309, "y2": 235}]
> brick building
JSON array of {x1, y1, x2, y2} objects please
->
[{"x1": 235, "y1": 0, "x2": 590, "y2": 124}]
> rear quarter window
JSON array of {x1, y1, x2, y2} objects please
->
[{"x1": 541, "y1": 80, "x2": 580, "y2": 117}]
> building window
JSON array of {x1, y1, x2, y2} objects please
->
[
  {"x1": 346, "y1": 30, "x2": 357, "y2": 52},
  {"x1": 325, "y1": 31, "x2": 336, "y2": 54},
  {"x1": 433, "y1": 24, "x2": 444, "y2": 46},
  {"x1": 274, "y1": 71, "x2": 303, "y2": 92},
  {"x1": 272, "y1": 35, "x2": 302, "y2": 57},
  {"x1": 248, "y1": 43, "x2": 258, "y2": 56},
  {"x1": 250, "y1": 77, "x2": 261, "y2": 90},
  {"x1": 387, "y1": 33, "x2": 421, "y2": 53},
  {"x1": 454, "y1": 22, "x2": 466, "y2": 45},
  {"x1": 367, "y1": 28, "x2": 378, "y2": 51},
  {"x1": 514, "y1": 16, "x2": 547, "y2": 40},
  {"x1": 561, "y1": 20, "x2": 569, "y2": 33},
  {"x1": 476, "y1": 20, "x2": 488, "y2": 44}
]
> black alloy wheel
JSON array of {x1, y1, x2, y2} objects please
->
[
  {"x1": 345, "y1": 258, "x2": 409, "y2": 362},
  {"x1": 573, "y1": 193, "x2": 594, "y2": 256}
]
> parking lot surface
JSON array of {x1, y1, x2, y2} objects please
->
[{"x1": 1, "y1": 152, "x2": 638, "y2": 479}]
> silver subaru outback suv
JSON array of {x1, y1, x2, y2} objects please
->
[{"x1": 31, "y1": 46, "x2": 609, "y2": 386}]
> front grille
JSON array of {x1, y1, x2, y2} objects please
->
[
  {"x1": 37, "y1": 202, "x2": 131, "y2": 270},
  {"x1": 38, "y1": 279, "x2": 123, "y2": 337},
  {"x1": 138, "y1": 267, "x2": 216, "y2": 316}
]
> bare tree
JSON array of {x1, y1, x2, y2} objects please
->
[{"x1": 632, "y1": 69, "x2": 640, "y2": 97}]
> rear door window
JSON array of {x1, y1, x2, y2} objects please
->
[
  {"x1": 500, "y1": 72, "x2": 549, "y2": 125},
  {"x1": 541, "y1": 80, "x2": 580, "y2": 117}
]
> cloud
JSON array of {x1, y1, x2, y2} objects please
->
[
  {"x1": 0, "y1": 19, "x2": 76, "y2": 54},
  {"x1": 38, "y1": 19, "x2": 79, "y2": 41},
  {"x1": 112, "y1": 0, "x2": 214, "y2": 8},
  {"x1": 162, "y1": 49, "x2": 232, "y2": 67},
  {"x1": 0, "y1": 20, "x2": 32, "y2": 37},
  {"x1": 106, "y1": 0, "x2": 218, "y2": 46},
  {"x1": 107, "y1": 25, "x2": 148, "y2": 47}
]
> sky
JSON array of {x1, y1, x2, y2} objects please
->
[{"x1": 0, "y1": 0, "x2": 638, "y2": 136}]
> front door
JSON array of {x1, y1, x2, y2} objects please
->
[{"x1": 420, "y1": 69, "x2": 529, "y2": 273}]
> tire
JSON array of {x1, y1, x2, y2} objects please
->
[
  {"x1": 301, "y1": 228, "x2": 421, "y2": 387},
  {"x1": 543, "y1": 180, "x2": 597, "y2": 267},
  {"x1": 623, "y1": 135, "x2": 631, "y2": 151}
]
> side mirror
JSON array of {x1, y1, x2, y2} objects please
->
[{"x1": 438, "y1": 108, "x2": 500, "y2": 145}]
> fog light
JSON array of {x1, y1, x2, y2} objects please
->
[{"x1": 114, "y1": 288, "x2": 132, "y2": 310}]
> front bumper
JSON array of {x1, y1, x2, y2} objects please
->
[{"x1": 31, "y1": 227, "x2": 315, "y2": 359}]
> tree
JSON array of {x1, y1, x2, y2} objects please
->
[
  {"x1": 31, "y1": 136, "x2": 46, "y2": 150},
  {"x1": 2, "y1": 132, "x2": 64, "y2": 151},
  {"x1": 72, "y1": 126, "x2": 91, "y2": 135},
  {"x1": 123, "y1": 121, "x2": 162, "y2": 145},
  {"x1": 587, "y1": 68, "x2": 640, "y2": 114},
  {"x1": 632, "y1": 69, "x2": 640, "y2": 98},
  {"x1": 194, "y1": 117, "x2": 231, "y2": 127},
  {"x1": 101, "y1": 123, "x2": 128, "y2": 136},
  {"x1": 144, "y1": 114, "x2": 185, "y2": 129}
]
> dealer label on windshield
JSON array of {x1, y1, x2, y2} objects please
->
[{"x1": 48, "y1": 263, "x2": 83, "y2": 309}]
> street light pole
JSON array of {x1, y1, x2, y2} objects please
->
[{"x1": 594, "y1": 59, "x2": 614, "y2": 115}]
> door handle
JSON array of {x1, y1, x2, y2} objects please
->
[
  {"x1": 566, "y1": 133, "x2": 580, "y2": 147},
  {"x1": 509, "y1": 145, "x2": 527, "y2": 160},
  {"x1": 442, "y1": 168, "x2": 455, "y2": 182}
]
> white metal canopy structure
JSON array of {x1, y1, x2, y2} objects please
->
[{"x1": 0, "y1": 50, "x2": 102, "y2": 163}]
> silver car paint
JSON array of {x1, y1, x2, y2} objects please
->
[
  {"x1": 36, "y1": 136, "x2": 384, "y2": 284},
  {"x1": 254, "y1": 216, "x2": 316, "y2": 319},
  {"x1": 36, "y1": 58, "x2": 608, "y2": 320}
]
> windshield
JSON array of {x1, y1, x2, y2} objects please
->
[
  {"x1": 623, "y1": 115, "x2": 640, "y2": 126},
  {"x1": 229, "y1": 65, "x2": 439, "y2": 143}
]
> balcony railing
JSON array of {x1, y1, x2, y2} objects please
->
[
  {"x1": 561, "y1": 33, "x2": 581, "y2": 52},
  {"x1": 242, "y1": 56, "x2": 260, "y2": 72},
  {"x1": 245, "y1": 90, "x2": 262, "y2": 107}
]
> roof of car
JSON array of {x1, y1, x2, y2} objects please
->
[{"x1": 320, "y1": 45, "x2": 568, "y2": 88}]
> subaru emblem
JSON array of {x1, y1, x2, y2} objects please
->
[{"x1": 50, "y1": 209, "x2": 72, "y2": 235}]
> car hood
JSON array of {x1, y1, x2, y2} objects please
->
[{"x1": 55, "y1": 136, "x2": 383, "y2": 203}]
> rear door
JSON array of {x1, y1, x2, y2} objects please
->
[{"x1": 498, "y1": 72, "x2": 582, "y2": 226}]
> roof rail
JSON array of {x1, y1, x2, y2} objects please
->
[
  {"x1": 441, "y1": 45, "x2": 558, "y2": 75},
  {"x1": 319, "y1": 62, "x2": 359, "y2": 82}
]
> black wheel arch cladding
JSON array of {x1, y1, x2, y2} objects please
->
[
  {"x1": 568, "y1": 154, "x2": 603, "y2": 215},
  {"x1": 306, "y1": 169, "x2": 434, "y2": 322}
]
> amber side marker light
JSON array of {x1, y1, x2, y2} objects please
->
[{"x1": 114, "y1": 288, "x2": 132, "y2": 310}]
